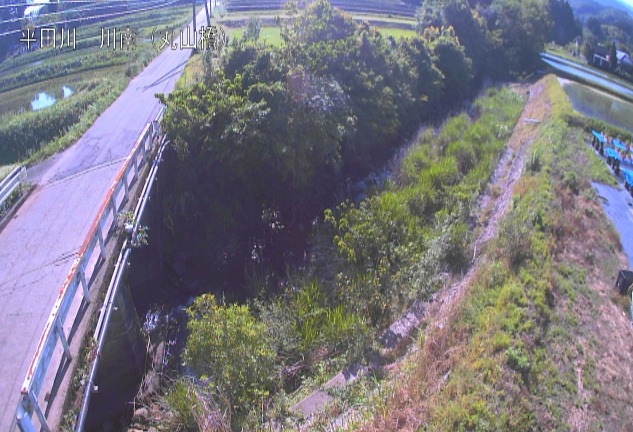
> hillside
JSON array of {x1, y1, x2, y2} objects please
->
[{"x1": 569, "y1": 0, "x2": 633, "y2": 20}]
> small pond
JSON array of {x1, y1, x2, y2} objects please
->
[{"x1": 30, "y1": 85, "x2": 74, "y2": 111}]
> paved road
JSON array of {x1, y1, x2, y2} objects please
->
[
  {"x1": 593, "y1": 181, "x2": 633, "y2": 269},
  {"x1": 0, "y1": 6, "x2": 210, "y2": 430}
]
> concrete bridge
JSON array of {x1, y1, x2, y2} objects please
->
[{"x1": 0, "y1": 5, "x2": 213, "y2": 431}]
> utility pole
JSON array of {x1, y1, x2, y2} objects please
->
[
  {"x1": 204, "y1": 0, "x2": 210, "y2": 27},
  {"x1": 192, "y1": 0, "x2": 197, "y2": 37}
]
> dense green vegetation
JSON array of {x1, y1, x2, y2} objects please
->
[
  {"x1": 156, "y1": 1, "x2": 530, "y2": 423},
  {"x1": 416, "y1": 0, "x2": 553, "y2": 80},
  {"x1": 159, "y1": 0, "x2": 550, "y2": 279},
  {"x1": 158, "y1": 84, "x2": 523, "y2": 431},
  {"x1": 550, "y1": 0, "x2": 633, "y2": 80},
  {"x1": 578, "y1": 0, "x2": 633, "y2": 52}
]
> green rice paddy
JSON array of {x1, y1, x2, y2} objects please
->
[{"x1": 560, "y1": 78, "x2": 633, "y2": 133}]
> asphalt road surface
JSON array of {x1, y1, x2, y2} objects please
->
[
  {"x1": 593, "y1": 181, "x2": 633, "y2": 269},
  {"x1": 0, "y1": 7, "x2": 210, "y2": 430}
]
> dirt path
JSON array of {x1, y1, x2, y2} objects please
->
[
  {"x1": 433, "y1": 82, "x2": 549, "y2": 320},
  {"x1": 384, "y1": 81, "x2": 549, "y2": 350},
  {"x1": 293, "y1": 81, "x2": 550, "y2": 428}
]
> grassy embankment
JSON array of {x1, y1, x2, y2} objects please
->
[
  {"x1": 218, "y1": 7, "x2": 417, "y2": 47},
  {"x1": 0, "y1": 4, "x2": 195, "y2": 167},
  {"x1": 339, "y1": 75, "x2": 633, "y2": 431},
  {"x1": 545, "y1": 42, "x2": 583, "y2": 64}
]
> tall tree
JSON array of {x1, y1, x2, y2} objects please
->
[
  {"x1": 549, "y1": 0, "x2": 580, "y2": 45},
  {"x1": 489, "y1": 0, "x2": 553, "y2": 76},
  {"x1": 609, "y1": 41, "x2": 618, "y2": 71},
  {"x1": 423, "y1": 26, "x2": 473, "y2": 103},
  {"x1": 581, "y1": 40, "x2": 593, "y2": 64}
]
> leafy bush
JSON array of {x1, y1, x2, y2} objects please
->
[
  {"x1": 184, "y1": 295, "x2": 276, "y2": 416},
  {"x1": 496, "y1": 213, "x2": 533, "y2": 269},
  {"x1": 525, "y1": 150, "x2": 542, "y2": 173}
]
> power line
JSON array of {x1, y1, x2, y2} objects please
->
[
  {"x1": 0, "y1": 0, "x2": 185, "y2": 35},
  {"x1": 0, "y1": 1, "x2": 130, "y2": 10},
  {"x1": 0, "y1": 0, "x2": 175, "y2": 26}
]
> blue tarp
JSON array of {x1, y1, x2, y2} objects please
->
[
  {"x1": 592, "y1": 130, "x2": 606, "y2": 143},
  {"x1": 614, "y1": 138, "x2": 628, "y2": 152},
  {"x1": 624, "y1": 169, "x2": 633, "y2": 186},
  {"x1": 606, "y1": 147, "x2": 621, "y2": 161}
]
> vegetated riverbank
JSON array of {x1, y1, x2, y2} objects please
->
[
  {"x1": 351, "y1": 75, "x2": 633, "y2": 431},
  {"x1": 126, "y1": 0, "x2": 557, "y2": 428},
  {"x1": 126, "y1": 85, "x2": 524, "y2": 431}
]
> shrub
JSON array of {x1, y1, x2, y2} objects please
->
[
  {"x1": 525, "y1": 150, "x2": 542, "y2": 173},
  {"x1": 562, "y1": 171, "x2": 579, "y2": 194},
  {"x1": 496, "y1": 214, "x2": 533, "y2": 269},
  {"x1": 506, "y1": 346, "x2": 531, "y2": 375},
  {"x1": 184, "y1": 295, "x2": 276, "y2": 415}
]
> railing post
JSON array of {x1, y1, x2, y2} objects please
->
[
  {"x1": 110, "y1": 195, "x2": 118, "y2": 221},
  {"x1": 140, "y1": 137, "x2": 147, "y2": 162},
  {"x1": 122, "y1": 170, "x2": 129, "y2": 196},
  {"x1": 78, "y1": 262, "x2": 90, "y2": 301},
  {"x1": 28, "y1": 390, "x2": 50, "y2": 432},
  {"x1": 96, "y1": 219, "x2": 107, "y2": 261},
  {"x1": 132, "y1": 156, "x2": 139, "y2": 180},
  {"x1": 16, "y1": 401, "x2": 36, "y2": 432},
  {"x1": 55, "y1": 317, "x2": 72, "y2": 360}
]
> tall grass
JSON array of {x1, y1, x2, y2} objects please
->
[
  {"x1": 359, "y1": 75, "x2": 624, "y2": 432},
  {"x1": 259, "y1": 86, "x2": 523, "y2": 408}
]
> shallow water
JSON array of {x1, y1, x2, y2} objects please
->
[
  {"x1": 30, "y1": 92, "x2": 56, "y2": 110},
  {"x1": 29, "y1": 85, "x2": 74, "y2": 111},
  {"x1": 541, "y1": 53, "x2": 633, "y2": 101},
  {"x1": 560, "y1": 79, "x2": 633, "y2": 133},
  {"x1": 24, "y1": 0, "x2": 48, "y2": 17},
  {"x1": 62, "y1": 85, "x2": 74, "y2": 98}
]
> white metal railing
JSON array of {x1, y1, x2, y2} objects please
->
[
  {"x1": 0, "y1": 166, "x2": 27, "y2": 216},
  {"x1": 15, "y1": 107, "x2": 166, "y2": 432},
  {"x1": 75, "y1": 133, "x2": 170, "y2": 432}
]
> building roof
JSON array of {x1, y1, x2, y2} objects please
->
[{"x1": 617, "y1": 50, "x2": 632, "y2": 66}]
